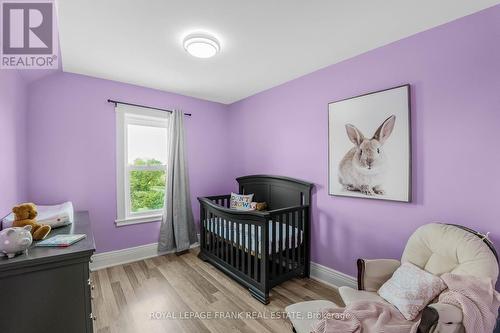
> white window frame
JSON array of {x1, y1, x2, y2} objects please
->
[{"x1": 115, "y1": 104, "x2": 169, "y2": 227}]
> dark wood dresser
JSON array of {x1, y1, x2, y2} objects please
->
[{"x1": 0, "y1": 211, "x2": 96, "y2": 333}]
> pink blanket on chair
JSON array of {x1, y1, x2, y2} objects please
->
[
  {"x1": 311, "y1": 301, "x2": 420, "y2": 333},
  {"x1": 438, "y1": 273, "x2": 500, "y2": 333}
]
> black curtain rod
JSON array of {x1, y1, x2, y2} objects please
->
[{"x1": 107, "y1": 99, "x2": 192, "y2": 116}]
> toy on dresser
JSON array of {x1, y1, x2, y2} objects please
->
[
  {"x1": 0, "y1": 225, "x2": 33, "y2": 258},
  {"x1": 12, "y1": 203, "x2": 51, "y2": 241}
]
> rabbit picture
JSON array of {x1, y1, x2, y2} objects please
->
[{"x1": 338, "y1": 115, "x2": 396, "y2": 196}]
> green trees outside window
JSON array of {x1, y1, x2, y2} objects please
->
[{"x1": 129, "y1": 158, "x2": 166, "y2": 212}]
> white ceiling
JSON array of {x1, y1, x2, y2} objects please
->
[{"x1": 57, "y1": 1, "x2": 499, "y2": 104}]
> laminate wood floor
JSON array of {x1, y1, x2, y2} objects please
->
[{"x1": 91, "y1": 248, "x2": 343, "y2": 333}]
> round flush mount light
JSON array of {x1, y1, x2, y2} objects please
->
[{"x1": 183, "y1": 34, "x2": 220, "y2": 58}]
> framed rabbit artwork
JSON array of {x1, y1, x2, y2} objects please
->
[{"x1": 328, "y1": 84, "x2": 411, "y2": 202}]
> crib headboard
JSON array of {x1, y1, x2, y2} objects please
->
[{"x1": 236, "y1": 175, "x2": 313, "y2": 209}]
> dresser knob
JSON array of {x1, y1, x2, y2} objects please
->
[
  {"x1": 90, "y1": 313, "x2": 97, "y2": 321},
  {"x1": 91, "y1": 284, "x2": 95, "y2": 290}
]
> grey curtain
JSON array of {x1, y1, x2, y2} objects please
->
[{"x1": 158, "y1": 110, "x2": 197, "y2": 253}]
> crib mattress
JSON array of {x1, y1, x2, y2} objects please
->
[{"x1": 206, "y1": 218, "x2": 302, "y2": 255}]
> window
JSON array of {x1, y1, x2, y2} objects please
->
[{"x1": 115, "y1": 104, "x2": 169, "y2": 226}]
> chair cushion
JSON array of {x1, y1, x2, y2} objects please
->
[
  {"x1": 401, "y1": 224, "x2": 498, "y2": 282},
  {"x1": 285, "y1": 300, "x2": 337, "y2": 333},
  {"x1": 338, "y1": 286, "x2": 387, "y2": 306}
]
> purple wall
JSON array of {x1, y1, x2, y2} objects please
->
[
  {"x1": 0, "y1": 70, "x2": 28, "y2": 218},
  {"x1": 27, "y1": 72, "x2": 233, "y2": 252},
  {"x1": 228, "y1": 6, "x2": 500, "y2": 277}
]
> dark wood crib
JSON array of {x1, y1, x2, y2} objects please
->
[{"x1": 198, "y1": 175, "x2": 313, "y2": 304}]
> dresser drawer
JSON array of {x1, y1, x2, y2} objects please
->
[{"x1": 0, "y1": 260, "x2": 93, "y2": 333}]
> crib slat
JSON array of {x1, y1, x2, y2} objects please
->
[
  {"x1": 231, "y1": 222, "x2": 238, "y2": 267},
  {"x1": 200, "y1": 207, "x2": 204, "y2": 251},
  {"x1": 221, "y1": 218, "x2": 225, "y2": 262},
  {"x1": 241, "y1": 223, "x2": 248, "y2": 274},
  {"x1": 205, "y1": 210, "x2": 209, "y2": 252},
  {"x1": 209, "y1": 212, "x2": 213, "y2": 255},
  {"x1": 291, "y1": 211, "x2": 296, "y2": 269},
  {"x1": 217, "y1": 217, "x2": 224, "y2": 258},
  {"x1": 285, "y1": 212, "x2": 290, "y2": 273},
  {"x1": 206, "y1": 211, "x2": 210, "y2": 253},
  {"x1": 230, "y1": 221, "x2": 233, "y2": 264},
  {"x1": 278, "y1": 215, "x2": 284, "y2": 275},
  {"x1": 277, "y1": 214, "x2": 282, "y2": 274},
  {"x1": 236, "y1": 220, "x2": 240, "y2": 270},
  {"x1": 225, "y1": 219, "x2": 228, "y2": 262},
  {"x1": 254, "y1": 225, "x2": 259, "y2": 282},
  {"x1": 229, "y1": 220, "x2": 233, "y2": 266},
  {"x1": 217, "y1": 216, "x2": 220, "y2": 259},
  {"x1": 207, "y1": 212, "x2": 211, "y2": 253},
  {"x1": 271, "y1": 217, "x2": 276, "y2": 279},
  {"x1": 224, "y1": 218, "x2": 228, "y2": 262},
  {"x1": 248, "y1": 223, "x2": 252, "y2": 278},
  {"x1": 303, "y1": 207, "x2": 307, "y2": 269},
  {"x1": 215, "y1": 216, "x2": 218, "y2": 258},
  {"x1": 301, "y1": 208, "x2": 305, "y2": 267},
  {"x1": 212, "y1": 213, "x2": 215, "y2": 256},
  {"x1": 211, "y1": 212, "x2": 215, "y2": 254},
  {"x1": 226, "y1": 219, "x2": 230, "y2": 263},
  {"x1": 213, "y1": 214, "x2": 217, "y2": 256},
  {"x1": 200, "y1": 208, "x2": 204, "y2": 250},
  {"x1": 215, "y1": 215, "x2": 220, "y2": 258},
  {"x1": 297, "y1": 209, "x2": 302, "y2": 269}
]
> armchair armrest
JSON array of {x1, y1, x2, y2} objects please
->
[
  {"x1": 417, "y1": 303, "x2": 463, "y2": 333},
  {"x1": 357, "y1": 258, "x2": 400, "y2": 291},
  {"x1": 427, "y1": 303, "x2": 463, "y2": 323}
]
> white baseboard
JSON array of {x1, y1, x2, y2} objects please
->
[
  {"x1": 310, "y1": 262, "x2": 357, "y2": 289},
  {"x1": 91, "y1": 243, "x2": 357, "y2": 290},
  {"x1": 90, "y1": 242, "x2": 199, "y2": 271}
]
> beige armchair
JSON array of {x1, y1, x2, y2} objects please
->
[{"x1": 286, "y1": 223, "x2": 498, "y2": 333}]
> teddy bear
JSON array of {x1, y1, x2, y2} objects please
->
[
  {"x1": 12, "y1": 203, "x2": 51, "y2": 241},
  {"x1": 251, "y1": 202, "x2": 268, "y2": 211},
  {"x1": 255, "y1": 202, "x2": 267, "y2": 211}
]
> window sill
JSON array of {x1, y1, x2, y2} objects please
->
[{"x1": 115, "y1": 214, "x2": 163, "y2": 227}]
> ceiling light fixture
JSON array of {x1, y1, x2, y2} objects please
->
[{"x1": 183, "y1": 33, "x2": 220, "y2": 58}]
